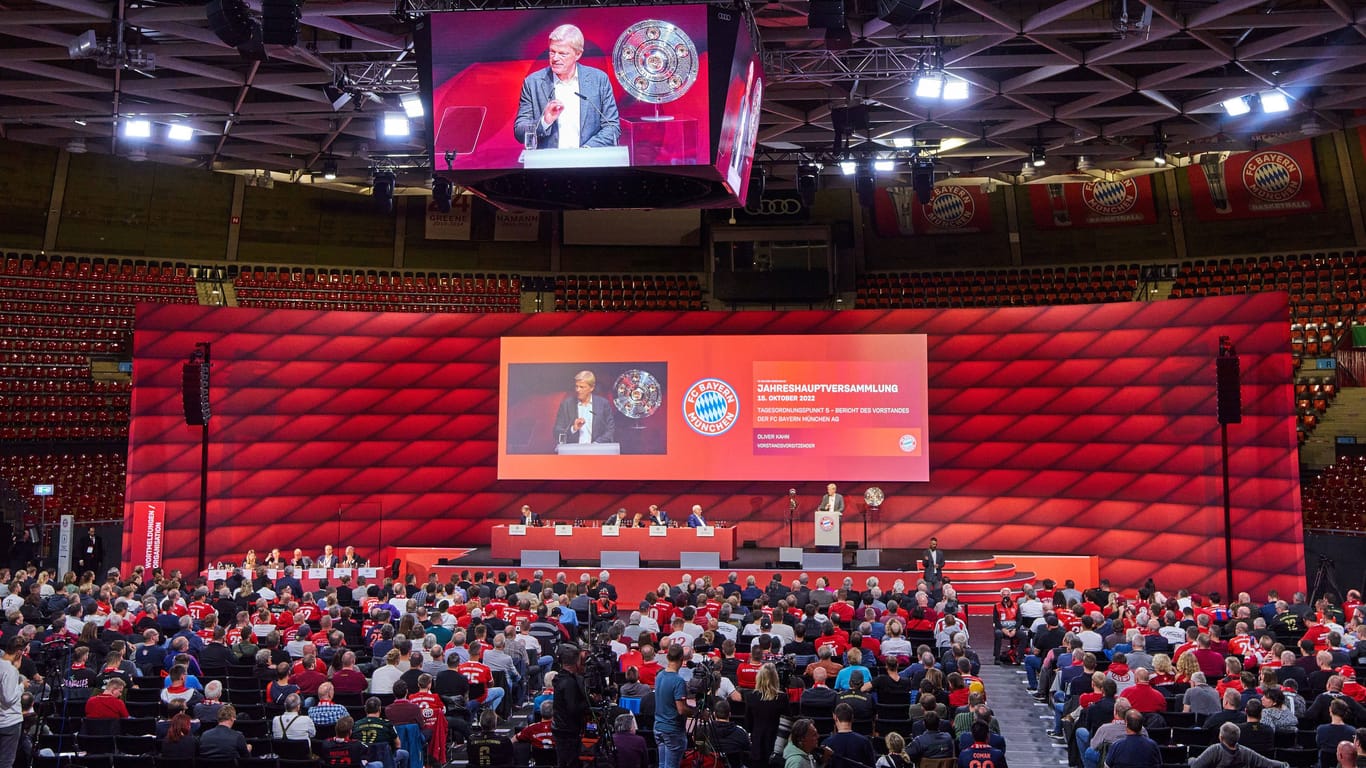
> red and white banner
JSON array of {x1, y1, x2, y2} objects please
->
[
  {"x1": 493, "y1": 210, "x2": 540, "y2": 241},
  {"x1": 423, "y1": 195, "x2": 474, "y2": 240},
  {"x1": 1029, "y1": 176, "x2": 1158, "y2": 229},
  {"x1": 129, "y1": 501, "x2": 165, "y2": 569},
  {"x1": 1186, "y1": 138, "x2": 1323, "y2": 221},
  {"x1": 873, "y1": 184, "x2": 993, "y2": 236}
]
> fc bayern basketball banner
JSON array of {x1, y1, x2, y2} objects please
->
[
  {"x1": 873, "y1": 184, "x2": 993, "y2": 236},
  {"x1": 1186, "y1": 138, "x2": 1323, "y2": 221},
  {"x1": 1028, "y1": 176, "x2": 1158, "y2": 229}
]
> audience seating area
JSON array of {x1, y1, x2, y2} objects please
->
[
  {"x1": 533, "y1": 273, "x2": 704, "y2": 312},
  {"x1": 1301, "y1": 454, "x2": 1366, "y2": 531},
  {"x1": 0, "y1": 451, "x2": 126, "y2": 523},
  {"x1": 232, "y1": 265, "x2": 521, "y2": 312},
  {"x1": 1293, "y1": 374, "x2": 1338, "y2": 443},
  {"x1": 855, "y1": 263, "x2": 1142, "y2": 308}
]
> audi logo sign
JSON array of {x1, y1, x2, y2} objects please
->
[{"x1": 738, "y1": 195, "x2": 807, "y2": 220}]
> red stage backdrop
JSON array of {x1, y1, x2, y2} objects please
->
[
  {"x1": 1029, "y1": 177, "x2": 1158, "y2": 229},
  {"x1": 1186, "y1": 139, "x2": 1323, "y2": 221},
  {"x1": 873, "y1": 185, "x2": 993, "y2": 235},
  {"x1": 123, "y1": 296, "x2": 1303, "y2": 596}
]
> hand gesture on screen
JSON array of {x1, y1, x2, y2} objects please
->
[
  {"x1": 573, "y1": 417, "x2": 585, "y2": 431},
  {"x1": 543, "y1": 99, "x2": 565, "y2": 125}
]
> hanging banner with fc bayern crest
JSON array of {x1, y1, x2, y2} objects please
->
[
  {"x1": 873, "y1": 184, "x2": 993, "y2": 236},
  {"x1": 1028, "y1": 175, "x2": 1158, "y2": 229},
  {"x1": 1185, "y1": 138, "x2": 1323, "y2": 221}
]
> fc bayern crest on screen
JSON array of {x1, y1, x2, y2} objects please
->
[
  {"x1": 925, "y1": 186, "x2": 975, "y2": 229},
  {"x1": 1082, "y1": 179, "x2": 1138, "y2": 216},
  {"x1": 1242, "y1": 150, "x2": 1303, "y2": 203},
  {"x1": 683, "y1": 378, "x2": 740, "y2": 435}
]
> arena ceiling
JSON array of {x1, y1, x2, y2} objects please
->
[{"x1": 0, "y1": 0, "x2": 1363, "y2": 191}]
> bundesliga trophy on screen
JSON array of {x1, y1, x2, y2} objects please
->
[
  {"x1": 612, "y1": 368, "x2": 662, "y2": 428},
  {"x1": 613, "y1": 20, "x2": 699, "y2": 122}
]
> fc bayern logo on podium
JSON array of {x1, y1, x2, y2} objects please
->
[
  {"x1": 683, "y1": 378, "x2": 740, "y2": 436},
  {"x1": 818, "y1": 515, "x2": 835, "y2": 531}
]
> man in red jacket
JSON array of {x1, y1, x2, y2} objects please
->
[
  {"x1": 85, "y1": 678, "x2": 130, "y2": 719},
  {"x1": 1122, "y1": 668, "x2": 1169, "y2": 714}
]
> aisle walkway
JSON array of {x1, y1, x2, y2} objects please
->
[{"x1": 980, "y1": 660, "x2": 1070, "y2": 768}]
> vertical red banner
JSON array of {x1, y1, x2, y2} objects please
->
[
  {"x1": 128, "y1": 501, "x2": 165, "y2": 569},
  {"x1": 1029, "y1": 176, "x2": 1158, "y2": 229},
  {"x1": 873, "y1": 184, "x2": 993, "y2": 235},
  {"x1": 1185, "y1": 138, "x2": 1323, "y2": 220}
]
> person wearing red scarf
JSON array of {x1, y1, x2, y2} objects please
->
[{"x1": 85, "y1": 678, "x2": 129, "y2": 719}]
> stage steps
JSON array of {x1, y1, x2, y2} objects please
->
[{"x1": 934, "y1": 555, "x2": 1038, "y2": 617}]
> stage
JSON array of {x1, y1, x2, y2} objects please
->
[{"x1": 394, "y1": 546, "x2": 1098, "y2": 616}]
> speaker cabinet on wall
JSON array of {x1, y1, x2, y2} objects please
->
[
  {"x1": 808, "y1": 0, "x2": 845, "y2": 29},
  {"x1": 1216, "y1": 356, "x2": 1242, "y2": 424},
  {"x1": 206, "y1": 0, "x2": 255, "y2": 48},
  {"x1": 182, "y1": 362, "x2": 210, "y2": 426},
  {"x1": 261, "y1": 0, "x2": 301, "y2": 46}
]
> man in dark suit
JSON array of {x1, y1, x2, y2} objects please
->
[
  {"x1": 922, "y1": 537, "x2": 946, "y2": 588},
  {"x1": 818, "y1": 484, "x2": 845, "y2": 516},
  {"x1": 552, "y1": 370, "x2": 616, "y2": 445},
  {"x1": 605, "y1": 508, "x2": 629, "y2": 527},
  {"x1": 275, "y1": 566, "x2": 304, "y2": 600},
  {"x1": 316, "y1": 545, "x2": 339, "y2": 569},
  {"x1": 686, "y1": 505, "x2": 708, "y2": 528},
  {"x1": 514, "y1": 24, "x2": 620, "y2": 151},
  {"x1": 519, "y1": 505, "x2": 539, "y2": 526},
  {"x1": 75, "y1": 526, "x2": 103, "y2": 574}
]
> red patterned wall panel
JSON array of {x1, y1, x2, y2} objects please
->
[{"x1": 123, "y1": 294, "x2": 1303, "y2": 595}]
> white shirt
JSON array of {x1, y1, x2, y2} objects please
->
[
  {"x1": 575, "y1": 400, "x2": 593, "y2": 443},
  {"x1": 549, "y1": 70, "x2": 582, "y2": 149}
]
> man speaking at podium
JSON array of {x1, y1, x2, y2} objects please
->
[
  {"x1": 514, "y1": 24, "x2": 620, "y2": 150},
  {"x1": 554, "y1": 370, "x2": 616, "y2": 446},
  {"x1": 818, "y1": 484, "x2": 845, "y2": 516}
]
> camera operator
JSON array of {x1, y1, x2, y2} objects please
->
[
  {"x1": 551, "y1": 644, "x2": 589, "y2": 768},
  {"x1": 654, "y1": 644, "x2": 696, "y2": 768}
]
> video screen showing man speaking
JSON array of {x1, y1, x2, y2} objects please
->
[{"x1": 514, "y1": 24, "x2": 621, "y2": 150}]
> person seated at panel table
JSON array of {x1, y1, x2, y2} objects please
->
[
  {"x1": 518, "y1": 505, "x2": 539, "y2": 527},
  {"x1": 315, "y1": 545, "x2": 339, "y2": 569},
  {"x1": 263, "y1": 548, "x2": 283, "y2": 568},
  {"x1": 288, "y1": 548, "x2": 311, "y2": 569},
  {"x1": 242, "y1": 549, "x2": 259, "y2": 569},
  {"x1": 339, "y1": 546, "x2": 366, "y2": 568},
  {"x1": 605, "y1": 508, "x2": 629, "y2": 527},
  {"x1": 646, "y1": 505, "x2": 669, "y2": 527},
  {"x1": 686, "y1": 505, "x2": 709, "y2": 528}
]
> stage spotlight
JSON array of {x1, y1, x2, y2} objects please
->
[
  {"x1": 122, "y1": 118, "x2": 151, "y2": 139},
  {"x1": 167, "y1": 123, "x2": 194, "y2": 142},
  {"x1": 324, "y1": 83, "x2": 353, "y2": 112},
  {"x1": 67, "y1": 29, "x2": 97, "y2": 59},
  {"x1": 943, "y1": 77, "x2": 970, "y2": 101},
  {"x1": 873, "y1": 159, "x2": 895, "y2": 172},
  {"x1": 914, "y1": 71, "x2": 944, "y2": 99},
  {"x1": 839, "y1": 160, "x2": 857, "y2": 176},
  {"x1": 382, "y1": 112, "x2": 410, "y2": 138},
  {"x1": 372, "y1": 170, "x2": 396, "y2": 213},
  {"x1": 1222, "y1": 95, "x2": 1251, "y2": 117},
  {"x1": 1030, "y1": 145, "x2": 1046, "y2": 167},
  {"x1": 1153, "y1": 143, "x2": 1167, "y2": 167},
  {"x1": 399, "y1": 92, "x2": 425, "y2": 119},
  {"x1": 322, "y1": 158, "x2": 338, "y2": 180},
  {"x1": 432, "y1": 176, "x2": 454, "y2": 213},
  {"x1": 1260, "y1": 91, "x2": 1290, "y2": 113}
]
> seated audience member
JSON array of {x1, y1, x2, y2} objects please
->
[
  {"x1": 1103, "y1": 709, "x2": 1162, "y2": 768},
  {"x1": 906, "y1": 712, "x2": 955, "y2": 761},
  {"x1": 801, "y1": 667, "x2": 838, "y2": 709},
  {"x1": 85, "y1": 678, "x2": 129, "y2": 719},
  {"x1": 1318, "y1": 700, "x2": 1359, "y2": 767},
  {"x1": 466, "y1": 709, "x2": 514, "y2": 768},
  {"x1": 272, "y1": 692, "x2": 317, "y2": 741},
  {"x1": 318, "y1": 716, "x2": 369, "y2": 768},
  {"x1": 514, "y1": 701, "x2": 556, "y2": 750},
  {"x1": 614, "y1": 713, "x2": 650, "y2": 768},
  {"x1": 353, "y1": 697, "x2": 410, "y2": 768},
  {"x1": 194, "y1": 680, "x2": 226, "y2": 722},
  {"x1": 1189, "y1": 722, "x2": 1289, "y2": 768},
  {"x1": 1237, "y1": 699, "x2": 1277, "y2": 757},
  {"x1": 161, "y1": 664, "x2": 203, "y2": 707},
  {"x1": 199, "y1": 705, "x2": 251, "y2": 761},
  {"x1": 957, "y1": 720, "x2": 1008, "y2": 768},
  {"x1": 160, "y1": 711, "x2": 198, "y2": 762}
]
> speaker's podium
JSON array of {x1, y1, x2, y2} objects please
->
[
  {"x1": 802, "y1": 510, "x2": 843, "y2": 569},
  {"x1": 554, "y1": 443, "x2": 621, "y2": 455}
]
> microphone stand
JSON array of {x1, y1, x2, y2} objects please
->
[{"x1": 787, "y1": 491, "x2": 798, "y2": 549}]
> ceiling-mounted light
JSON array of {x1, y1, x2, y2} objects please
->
[
  {"x1": 382, "y1": 112, "x2": 410, "y2": 138},
  {"x1": 322, "y1": 158, "x2": 338, "y2": 180},
  {"x1": 1076, "y1": 156, "x2": 1092, "y2": 171},
  {"x1": 914, "y1": 71, "x2": 944, "y2": 99},
  {"x1": 839, "y1": 160, "x2": 857, "y2": 176},
  {"x1": 1031, "y1": 145, "x2": 1046, "y2": 167},
  {"x1": 399, "y1": 92, "x2": 425, "y2": 119},
  {"x1": 66, "y1": 138, "x2": 88, "y2": 154},
  {"x1": 1260, "y1": 91, "x2": 1290, "y2": 113},
  {"x1": 1222, "y1": 95, "x2": 1251, "y2": 117},
  {"x1": 1020, "y1": 162, "x2": 1036, "y2": 178},
  {"x1": 68, "y1": 30, "x2": 98, "y2": 59},
  {"x1": 167, "y1": 123, "x2": 194, "y2": 142},
  {"x1": 122, "y1": 118, "x2": 151, "y2": 139},
  {"x1": 873, "y1": 159, "x2": 895, "y2": 172},
  {"x1": 1153, "y1": 143, "x2": 1167, "y2": 167},
  {"x1": 943, "y1": 78, "x2": 969, "y2": 101}
]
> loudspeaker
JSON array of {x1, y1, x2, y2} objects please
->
[
  {"x1": 807, "y1": 0, "x2": 845, "y2": 29},
  {"x1": 1217, "y1": 355, "x2": 1242, "y2": 424},
  {"x1": 855, "y1": 166, "x2": 876, "y2": 209},
  {"x1": 746, "y1": 166, "x2": 767, "y2": 205},
  {"x1": 912, "y1": 163, "x2": 935, "y2": 204},
  {"x1": 261, "y1": 0, "x2": 301, "y2": 46},
  {"x1": 182, "y1": 362, "x2": 210, "y2": 426},
  {"x1": 797, "y1": 165, "x2": 819, "y2": 207},
  {"x1": 206, "y1": 0, "x2": 255, "y2": 48}
]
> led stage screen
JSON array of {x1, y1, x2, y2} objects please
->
[
  {"x1": 497, "y1": 335, "x2": 929, "y2": 481},
  {"x1": 124, "y1": 296, "x2": 1302, "y2": 596}
]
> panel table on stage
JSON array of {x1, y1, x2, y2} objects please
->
[
  {"x1": 490, "y1": 524, "x2": 738, "y2": 563},
  {"x1": 203, "y1": 566, "x2": 385, "y2": 593}
]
